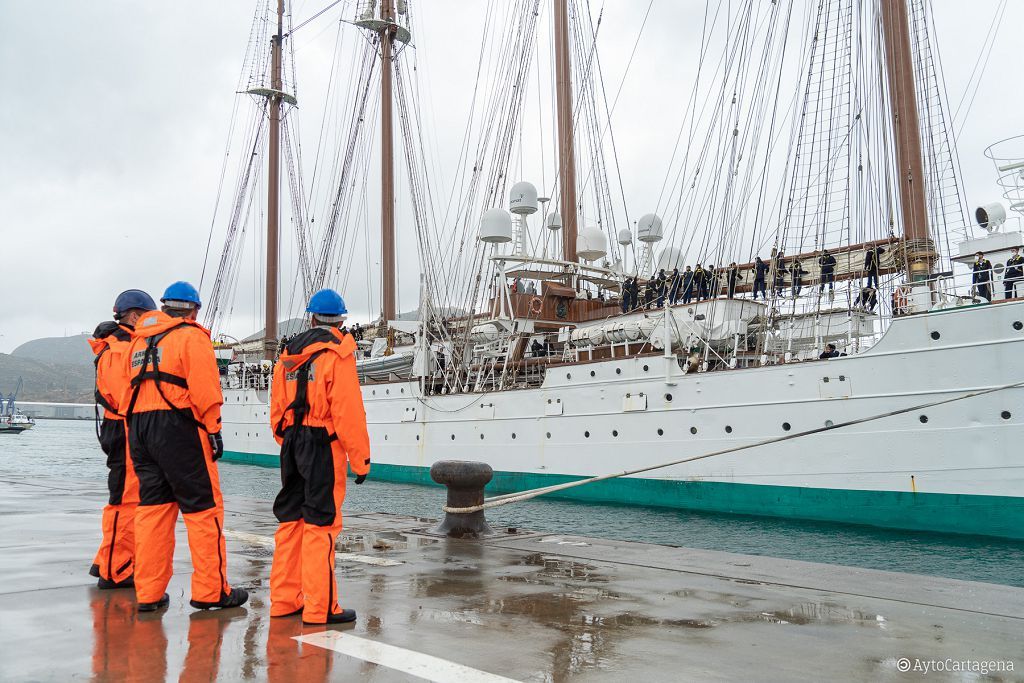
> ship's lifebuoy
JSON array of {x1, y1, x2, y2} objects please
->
[
  {"x1": 529, "y1": 297, "x2": 543, "y2": 315},
  {"x1": 892, "y1": 286, "x2": 909, "y2": 315}
]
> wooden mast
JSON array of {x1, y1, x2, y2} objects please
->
[
  {"x1": 554, "y1": 0, "x2": 578, "y2": 263},
  {"x1": 880, "y1": 0, "x2": 934, "y2": 281},
  {"x1": 263, "y1": 0, "x2": 284, "y2": 360},
  {"x1": 380, "y1": 0, "x2": 397, "y2": 329}
]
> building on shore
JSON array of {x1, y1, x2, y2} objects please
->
[{"x1": 17, "y1": 402, "x2": 93, "y2": 420}]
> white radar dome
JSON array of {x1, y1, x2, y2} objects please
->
[
  {"x1": 656, "y1": 245, "x2": 686, "y2": 272},
  {"x1": 479, "y1": 208, "x2": 513, "y2": 243},
  {"x1": 637, "y1": 213, "x2": 664, "y2": 243},
  {"x1": 545, "y1": 212, "x2": 563, "y2": 231},
  {"x1": 617, "y1": 228, "x2": 633, "y2": 246},
  {"x1": 509, "y1": 181, "x2": 539, "y2": 215},
  {"x1": 975, "y1": 202, "x2": 1007, "y2": 232},
  {"x1": 577, "y1": 225, "x2": 608, "y2": 262}
]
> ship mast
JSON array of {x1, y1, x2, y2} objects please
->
[
  {"x1": 380, "y1": 0, "x2": 397, "y2": 330},
  {"x1": 880, "y1": 0, "x2": 934, "y2": 282},
  {"x1": 264, "y1": 0, "x2": 284, "y2": 360},
  {"x1": 553, "y1": 0, "x2": 578, "y2": 263}
]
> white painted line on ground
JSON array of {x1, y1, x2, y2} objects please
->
[
  {"x1": 224, "y1": 529, "x2": 404, "y2": 566},
  {"x1": 296, "y1": 631, "x2": 519, "y2": 683}
]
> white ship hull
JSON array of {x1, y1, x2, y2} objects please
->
[{"x1": 221, "y1": 301, "x2": 1024, "y2": 539}]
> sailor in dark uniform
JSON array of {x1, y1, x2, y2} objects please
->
[
  {"x1": 973, "y1": 251, "x2": 993, "y2": 302},
  {"x1": 1005, "y1": 247, "x2": 1023, "y2": 299}
]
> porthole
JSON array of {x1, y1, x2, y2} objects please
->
[
  {"x1": 384, "y1": 434, "x2": 388, "y2": 441},
  {"x1": 546, "y1": 432, "x2": 551, "y2": 439},
  {"x1": 930, "y1": 331, "x2": 940, "y2": 340},
  {"x1": 782, "y1": 422, "x2": 791, "y2": 431},
  {"x1": 584, "y1": 431, "x2": 590, "y2": 438},
  {"x1": 643, "y1": 364, "x2": 649, "y2": 372},
  {"x1": 416, "y1": 435, "x2": 420, "y2": 441},
  {"x1": 386, "y1": 389, "x2": 390, "y2": 395},
  {"x1": 451, "y1": 434, "x2": 456, "y2": 440},
  {"x1": 690, "y1": 427, "x2": 697, "y2": 435},
  {"x1": 401, "y1": 388, "x2": 405, "y2": 394},
  {"x1": 590, "y1": 370, "x2": 596, "y2": 377},
  {"x1": 616, "y1": 368, "x2": 622, "y2": 375},
  {"x1": 825, "y1": 419, "x2": 834, "y2": 428},
  {"x1": 657, "y1": 428, "x2": 664, "y2": 436},
  {"x1": 612, "y1": 429, "x2": 619, "y2": 437},
  {"x1": 511, "y1": 433, "x2": 517, "y2": 439},
  {"x1": 1001, "y1": 411, "x2": 1012, "y2": 420},
  {"x1": 479, "y1": 434, "x2": 484, "y2": 440},
  {"x1": 566, "y1": 373, "x2": 572, "y2": 380},
  {"x1": 665, "y1": 393, "x2": 673, "y2": 402},
  {"x1": 919, "y1": 415, "x2": 928, "y2": 424},
  {"x1": 1014, "y1": 321, "x2": 1023, "y2": 331},
  {"x1": 372, "y1": 390, "x2": 376, "y2": 396},
  {"x1": 725, "y1": 425, "x2": 733, "y2": 434}
]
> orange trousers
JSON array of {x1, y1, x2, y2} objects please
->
[
  {"x1": 129, "y1": 410, "x2": 230, "y2": 604},
  {"x1": 92, "y1": 418, "x2": 138, "y2": 583},
  {"x1": 270, "y1": 427, "x2": 347, "y2": 623}
]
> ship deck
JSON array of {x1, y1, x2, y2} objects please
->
[{"x1": 1, "y1": 474, "x2": 1021, "y2": 681}]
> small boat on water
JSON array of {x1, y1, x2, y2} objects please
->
[{"x1": 1, "y1": 379, "x2": 35, "y2": 434}]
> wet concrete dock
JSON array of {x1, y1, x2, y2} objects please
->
[{"x1": 0, "y1": 475, "x2": 1021, "y2": 681}]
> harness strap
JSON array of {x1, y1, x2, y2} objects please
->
[
  {"x1": 125, "y1": 323, "x2": 205, "y2": 431},
  {"x1": 275, "y1": 349, "x2": 329, "y2": 439}
]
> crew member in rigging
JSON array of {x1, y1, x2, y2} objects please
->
[
  {"x1": 88, "y1": 289, "x2": 157, "y2": 590},
  {"x1": 863, "y1": 246, "x2": 884, "y2": 290},
  {"x1": 818, "y1": 249, "x2": 836, "y2": 298},
  {"x1": 269, "y1": 289, "x2": 371, "y2": 625},
  {"x1": 726, "y1": 262, "x2": 743, "y2": 299},
  {"x1": 1005, "y1": 247, "x2": 1023, "y2": 300},
  {"x1": 752, "y1": 256, "x2": 769, "y2": 300},
  {"x1": 693, "y1": 264, "x2": 707, "y2": 300},
  {"x1": 774, "y1": 253, "x2": 787, "y2": 296},
  {"x1": 655, "y1": 269, "x2": 668, "y2": 308},
  {"x1": 123, "y1": 281, "x2": 247, "y2": 613},
  {"x1": 972, "y1": 251, "x2": 993, "y2": 302},
  {"x1": 681, "y1": 266, "x2": 695, "y2": 304},
  {"x1": 668, "y1": 267, "x2": 681, "y2": 305},
  {"x1": 789, "y1": 259, "x2": 806, "y2": 298}
]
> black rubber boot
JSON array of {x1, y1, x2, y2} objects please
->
[
  {"x1": 89, "y1": 564, "x2": 100, "y2": 578},
  {"x1": 190, "y1": 587, "x2": 249, "y2": 611},
  {"x1": 137, "y1": 594, "x2": 170, "y2": 613},
  {"x1": 304, "y1": 609, "x2": 357, "y2": 625},
  {"x1": 97, "y1": 575, "x2": 135, "y2": 590}
]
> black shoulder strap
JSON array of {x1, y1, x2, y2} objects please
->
[
  {"x1": 275, "y1": 349, "x2": 329, "y2": 438},
  {"x1": 124, "y1": 323, "x2": 203, "y2": 429}
]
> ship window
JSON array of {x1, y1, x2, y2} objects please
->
[
  {"x1": 546, "y1": 432, "x2": 551, "y2": 439},
  {"x1": 1002, "y1": 411, "x2": 1012, "y2": 420},
  {"x1": 384, "y1": 434, "x2": 388, "y2": 441},
  {"x1": 643, "y1": 365, "x2": 649, "y2": 372},
  {"x1": 782, "y1": 422, "x2": 791, "y2": 431},
  {"x1": 372, "y1": 390, "x2": 376, "y2": 396},
  {"x1": 825, "y1": 420, "x2": 834, "y2": 427},
  {"x1": 725, "y1": 425, "x2": 732, "y2": 433},
  {"x1": 665, "y1": 393, "x2": 673, "y2": 402},
  {"x1": 919, "y1": 415, "x2": 928, "y2": 424},
  {"x1": 1014, "y1": 321, "x2": 1023, "y2": 331},
  {"x1": 690, "y1": 427, "x2": 697, "y2": 434},
  {"x1": 584, "y1": 431, "x2": 590, "y2": 438},
  {"x1": 657, "y1": 428, "x2": 664, "y2": 436},
  {"x1": 401, "y1": 388, "x2": 405, "y2": 394},
  {"x1": 416, "y1": 435, "x2": 420, "y2": 441},
  {"x1": 386, "y1": 389, "x2": 390, "y2": 395},
  {"x1": 511, "y1": 433, "x2": 516, "y2": 439},
  {"x1": 567, "y1": 373, "x2": 572, "y2": 380},
  {"x1": 480, "y1": 434, "x2": 484, "y2": 440},
  {"x1": 451, "y1": 434, "x2": 456, "y2": 440},
  {"x1": 590, "y1": 370, "x2": 596, "y2": 377},
  {"x1": 616, "y1": 368, "x2": 622, "y2": 375},
  {"x1": 930, "y1": 331, "x2": 940, "y2": 340},
  {"x1": 612, "y1": 430, "x2": 618, "y2": 437}
]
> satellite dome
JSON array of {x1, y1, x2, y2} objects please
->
[
  {"x1": 545, "y1": 212, "x2": 563, "y2": 231},
  {"x1": 509, "y1": 181, "x2": 539, "y2": 215},
  {"x1": 637, "y1": 213, "x2": 664, "y2": 243},
  {"x1": 616, "y1": 228, "x2": 633, "y2": 246},
  {"x1": 577, "y1": 225, "x2": 608, "y2": 262},
  {"x1": 656, "y1": 245, "x2": 686, "y2": 272},
  {"x1": 479, "y1": 208, "x2": 513, "y2": 243}
]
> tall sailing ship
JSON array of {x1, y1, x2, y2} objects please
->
[{"x1": 204, "y1": 0, "x2": 1024, "y2": 539}]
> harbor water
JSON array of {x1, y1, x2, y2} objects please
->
[{"x1": 5, "y1": 419, "x2": 1024, "y2": 588}]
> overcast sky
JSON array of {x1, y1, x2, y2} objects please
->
[{"x1": 1, "y1": 0, "x2": 1019, "y2": 353}]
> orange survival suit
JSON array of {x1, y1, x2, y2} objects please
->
[
  {"x1": 122, "y1": 310, "x2": 231, "y2": 605},
  {"x1": 88, "y1": 323, "x2": 138, "y2": 586},
  {"x1": 269, "y1": 326, "x2": 370, "y2": 623}
]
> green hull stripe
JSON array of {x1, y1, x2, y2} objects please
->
[{"x1": 221, "y1": 451, "x2": 1024, "y2": 540}]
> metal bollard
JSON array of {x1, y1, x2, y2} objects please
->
[{"x1": 430, "y1": 460, "x2": 495, "y2": 538}]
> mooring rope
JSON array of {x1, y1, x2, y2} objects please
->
[{"x1": 443, "y1": 380, "x2": 1024, "y2": 514}]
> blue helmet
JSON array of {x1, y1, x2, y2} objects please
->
[
  {"x1": 161, "y1": 281, "x2": 202, "y2": 309},
  {"x1": 113, "y1": 289, "x2": 157, "y2": 319},
  {"x1": 306, "y1": 289, "x2": 347, "y2": 317}
]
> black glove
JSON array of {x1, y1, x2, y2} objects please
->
[
  {"x1": 354, "y1": 474, "x2": 367, "y2": 485},
  {"x1": 209, "y1": 432, "x2": 224, "y2": 461}
]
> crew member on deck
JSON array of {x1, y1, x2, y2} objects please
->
[
  {"x1": 1005, "y1": 247, "x2": 1023, "y2": 299},
  {"x1": 973, "y1": 251, "x2": 993, "y2": 302},
  {"x1": 655, "y1": 269, "x2": 667, "y2": 308},
  {"x1": 269, "y1": 289, "x2": 371, "y2": 625},
  {"x1": 726, "y1": 262, "x2": 743, "y2": 299},
  {"x1": 123, "y1": 281, "x2": 247, "y2": 613},
  {"x1": 693, "y1": 264, "x2": 707, "y2": 301},
  {"x1": 819, "y1": 343, "x2": 840, "y2": 359},
  {"x1": 669, "y1": 268, "x2": 681, "y2": 305},
  {"x1": 682, "y1": 266, "x2": 695, "y2": 304},
  {"x1": 88, "y1": 290, "x2": 157, "y2": 590}
]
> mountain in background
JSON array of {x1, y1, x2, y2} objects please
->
[{"x1": 12, "y1": 333, "x2": 93, "y2": 366}]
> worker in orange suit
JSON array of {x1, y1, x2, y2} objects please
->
[
  {"x1": 87, "y1": 290, "x2": 157, "y2": 589},
  {"x1": 123, "y1": 281, "x2": 247, "y2": 613},
  {"x1": 269, "y1": 288, "x2": 370, "y2": 625}
]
